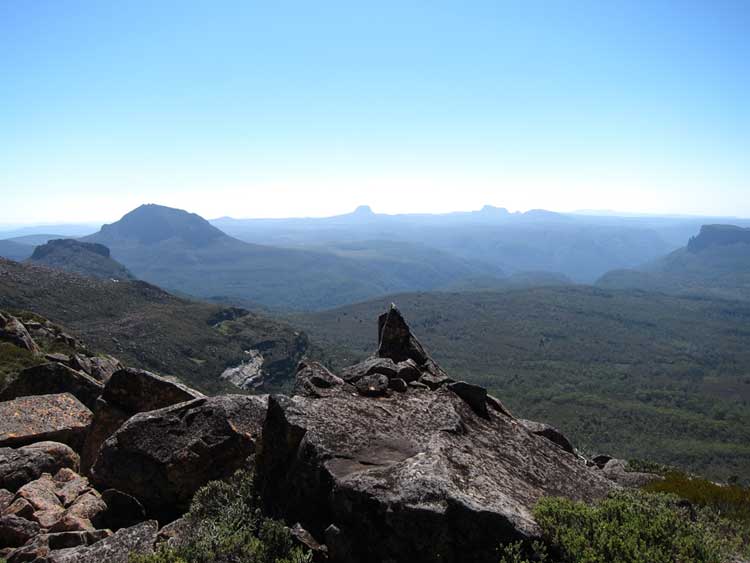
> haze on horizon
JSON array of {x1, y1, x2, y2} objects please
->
[{"x1": 1, "y1": 1, "x2": 748, "y2": 225}]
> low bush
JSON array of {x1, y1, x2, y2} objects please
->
[
  {"x1": 130, "y1": 470, "x2": 310, "y2": 563},
  {"x1": 500, "y1": 490, "x2": 745, "y2": 563}
]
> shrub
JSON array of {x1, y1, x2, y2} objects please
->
[
  {"x1": 130, "y1": 470, "x2": 310, "y2": 563},
  {"x1": 501, "y1": 490, "x2": 741, "y2": 563}
]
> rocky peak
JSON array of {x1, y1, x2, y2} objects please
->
[
  {"x1": 28, "y1": 239, "x2": 134, "y2": 281},
  {"x1": 687, "y1": 224, "x2": 750, "y2": 253},
  {"x1": 377, "y1": 305, "x2": 429, "y2": 365},
  {"x1": 31, "y1": 240, "x2": 110, "y2": 261}
]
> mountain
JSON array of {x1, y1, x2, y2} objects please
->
[
  {"x1": 4, "y1": 233, "x2": 72, "y2": 246},
  {"x1": 211, "y1": 205, "x2": 688, "y2": 282},
  {"x1": 28, "y1": 239, "x2": 135, "y2": 281},
  {"x1": 83, "y1": 204, "x2": 504, "y2": 310},
  {"x1": 0, "y1": 257, "x2": 316, "y2": 393},
  {"x1": 597, "y1": 224, "x2": 750, "y2": 301},
  {"x1": 0, "y1": 239, "x2": 33, "y2": 261},
  {"x1": 291, "y1": 286, "x2": 750, "y2": 480}
]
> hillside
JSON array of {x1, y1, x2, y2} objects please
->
[
  {"x1": 0, "y1": 257, "x2": 315, "y2": 393},
  {"x1": 28, "y1": 238, "x2": 135, "y2": 280},
  {"x1": 84, "y1": 204, "x2": 504, "y2": 310},
  {"x1": 598, "y1": 224, "x2": 750, "y2": 301},
  {"x1": 292, "y1": 286, "x2": 750, "y2": 480}
]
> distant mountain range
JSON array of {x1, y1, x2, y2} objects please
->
[
  {"x1": 82, "y1": 204, "x2": 505, "y2": 310},
  {"x1": 598, "y1": 224, "x2": 750, "y2": 301}
]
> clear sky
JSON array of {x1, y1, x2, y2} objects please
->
[{"x1": 1, "y1": 0, "x2": 748, "y2": 224}]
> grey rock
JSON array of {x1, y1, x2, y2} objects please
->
[
  {"x1": 517, "y1": 419, "x2": 575, "y2": 455},
  {"x1": 341, "y1": 357, "x2": 398, "y2": 382},
  {"x1": 0, "y1": 514, "x2": 41, "y2": 548},
  {"x1": 447, "y1": 381, "x2": 489, "y2": 419},
  {"x1": 0, "y1": 442, "x2": 80, "y2": 492},
  {"x1": 601, "y1": 458, "x2": 663, "y2": 488},
  {"x1": 49, "y1": 520, "x2": 158, "y2": 563},
  {"x1": 92, "y1": 395, "x2": 267, "y2": 521},
  {"x1": 293, "y1": 362, "x2": 349, "y2": 398},
  {"x1": 388, "y1": 378, "x2": 408, "y2": 393},
  {"x1": 0, "y1": 314, "x2": 41, "y2": 356},
  {"x1": 355, "y1": 374, "x2": 389, "y2": 397}
]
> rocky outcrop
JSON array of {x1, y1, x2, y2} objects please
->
[
  {"x1": 0, "y1": 363, "x2": 103, "y2": 410},
  {"x1": 81, "y1": 368, "x2": 204, "y2": 474},
  {"x1": 91, "y1": 395, "x2": 268, "y2": 521},
  {"x1": 257, "y1": 307, "x2": 614, "y2": 563},
  {"x1": 28, "y1": 239, "x2": 135, "y2": 282},
  {"x1": 45, "y1": 520, "x2": 157, "y2": 563},
  {"x1": 687, "y1": 224, "x2": 750, "y2": 253},
  {"x1": 0, "y1": 313, "x2": 41, "y2": 355},
  {"x1": 0, "y1": 442, "x2": 80, "y2": 492},
  {"x1": 598, "y1": 458, "x2": 663, "y2": 488},
  {"x1": 0, "y1": 394, "x2": 92, "y2": 450}
]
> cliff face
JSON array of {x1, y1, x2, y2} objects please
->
[
  {"x1": 29, "y1": 239, "x2": 134, "y2": 281},
  {"x1": 687, "y1": 224, "x2": 750, "y2": 253}
]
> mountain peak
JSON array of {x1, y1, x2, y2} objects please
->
[
  {"x1": 29, "y1": 238, "x2": 134, "y2": 280},
  {"x1": 352, "y1": 205, "x2": 375, "y2": 216},
  {"x1": 95, "y1": 204, "x2": 227, "y2": 246}
]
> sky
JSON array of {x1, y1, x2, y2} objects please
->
[{"x1": 0, "y1": 0, "x2": 748, "y2": 225}]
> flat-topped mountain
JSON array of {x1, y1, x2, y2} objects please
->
[
  {"x1": 29, "y1": 239, "x2": 134, "y2": 281},
  {"x1": 687, "y1": 224, "x2": 750, "y2": 253},
  {"x1": 598, "y1": 224, "x2": 750, "y2": 301},
  {"x1": 83, "y1": 204, "x2": 504, "y2": 310}
]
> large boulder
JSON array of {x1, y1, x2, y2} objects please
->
[
  {"x1": 0, "y1": 363, "x2": 103, "y2": 410},
  {"x1": 0, "y1": 394, "x2": 92, "y2": 450},
  {"x1": 91, "y1": 395, "x2": 267, "y2": 521},
  {"x1": 80, "y1": 368, "x2": 203, "y2": 473},
  {"x1": 517, "y1": 419, "x2": 576, "y2": 455},
  {"x1": 257, "y1": 382, "x2": 613, "y2": 563},
  {"x1": 0, "y1": 442, "x2": 80, "y2": 492}
]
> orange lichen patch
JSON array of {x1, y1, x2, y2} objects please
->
[{"x1": 0, "y1": 393, "x2": 92, "y2": 448}]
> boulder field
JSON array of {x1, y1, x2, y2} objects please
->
[{"x1": 0, "y1": 307, "x2": 639, "y2": 562}]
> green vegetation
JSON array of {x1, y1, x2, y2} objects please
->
[
  {"x1": 130, "y1": 470, "x2": 310, "y2": 563},
  {"x1": 0, "y1": 259, "x2": 318, "y2": 393},
  {"x1": 292, "y1": 286, "x2": 750, "y2": 479},
  {"x1": 0, "y1": 342, "x2": 39, "y2": 391},
  {"x1": 500, "y1": 490, "x2": 748, "y2": 563}
]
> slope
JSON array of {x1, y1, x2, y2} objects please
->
[
  {"x1": 0, "y1": 257, "x2": 315, "y2": 393},
  {"x1": 291, "y1": 286, "x2": 750, "y2": 480}
]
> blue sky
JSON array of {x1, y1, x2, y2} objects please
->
[{"x1": 0, "y1": 0, "x2": 748, "y2": 224}]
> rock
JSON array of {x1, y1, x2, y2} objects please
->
[
  {"x1": 447, "y1": 381, "x2": 489, "y2": 419},
  {"x1": 0, "y1": 314, "x2": 41, "y2": 355},
  {"x1": 4, "y1": 498, "x2": 35, "y2": 520},
  {"x1": 388, "y1": 378, "x2": 408, "y2": 393},
  {"x1": 257, "y1": 387, "x2": 614, "y2": 563},
  {"x1": 0, "y1": 442, "x2": 80, "y2": 492},
  {"x1": 98, "y1": 489, "x2": 145, "y2": 531},
  {"x1": 92, "y1": 395, "x2": 268, "y2": 521},
  {"x1": 45, "y1": 529, "x2": 111, "y2": 550},
  {"x1": 486, "y1": 394, "x2": 514, "y2": 418},
  {"x1": 80, "y1": 368, "x2": 203, "y2": 474},
  {"x1": 48, "y1": 520, "x2": 158, "y2": 563},
  {"x1": 517, "y1": 419, "x2": 575, "y2": 455},
  {"x1": 291, "y1": 523, "x2": 328, "y2": 562},
  {"x1": 45, "y1": 353, "x2": 70, "y2": 364},
  {"x1": 341, "y1": 357, "x2": 398, "y2": 382},
  {"x1": 14, "y1": 470, "x2": 105, "y2": 532},
  {"x1": 0, "y1": 394, "x2": 92, "y2": 450},
  {"x1": 100, "y1": 368, "x2": 203, "y2": 413},
  {"x1": 155, "y1": 517, "x2": 188, "y2": 548},
  {"x1": 86, "y1": 356, "x2": 122, "y2": 383},
  {"x1": 601, "y1": 458, "x2": 663, "y2": 488},
  {"x1": 0, "y1": 363, "x2": 103, "y2": 410},
  {"x1": 355, "y1": 374, "x2": 389, "y2": 397},
  {"x1": 293, "y1": 362, "x2": 349, "y2": 399},
  {"x1": 377, "y1": 306, "x2": 430, "y2": 365},
  {"x1": 0, "y1": 514, "x2": 40, "y2": 548},
  {"x1": 5, "y1": 529, "x2": 112, "y2": 560},
  {"x1": 592, "y1": 455, "x2": 613, "y2": 469},
  {"x1": 0, "y1": 489, "x2": 13, "y2": 512},
  {"x1": 419, "y1": 372, "x2": 454, "y2": 390},
  {"x1": 395, "y1": 359, "x2": 421, "y2": 382}
]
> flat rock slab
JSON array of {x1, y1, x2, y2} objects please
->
[
  {"x1": 0, "y1": 394, "x2": 92, "y2": 450},
  {"x1": 49, "y1": 520, "x2": 158, "y2": 563}
]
